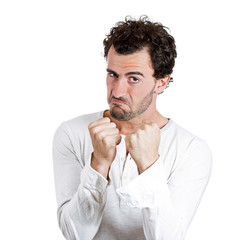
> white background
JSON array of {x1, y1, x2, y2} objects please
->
[{"x1": 0, "y1": 0, "x2": 249, "y2": 239}]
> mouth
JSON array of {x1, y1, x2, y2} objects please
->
[{"x1": 111, "y1": 99, "x2": 128, "y2": 106}]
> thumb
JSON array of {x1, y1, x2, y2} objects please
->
[{"x1": 116, "y1": 134, "x2": 122, "y2": 145}]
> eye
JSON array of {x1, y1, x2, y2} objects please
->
[
  {"x1": 108, "y1": 73, "x2": 114, "y2": 77},
  {"x1": 129, "y1": 77, "x2": 139, "y2": 83},
  {"x1": 107, "y1": 72, "x2": 117, "y2": 78}
]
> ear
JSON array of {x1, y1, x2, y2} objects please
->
[{"x1": 154, "y1": 75, "x2": 171, "y2": 94}]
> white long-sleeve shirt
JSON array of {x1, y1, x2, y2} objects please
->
[{"x1": 52, "y1": 110, "x2": 212, "y2": 240}]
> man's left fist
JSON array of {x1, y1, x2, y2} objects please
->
[{"x1": 125, "y1": 120, "x2": 160, "y2": 174}]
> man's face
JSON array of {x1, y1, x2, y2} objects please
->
[{"x1": 106, "y1": 46, "x2": 157, "y2": 121}]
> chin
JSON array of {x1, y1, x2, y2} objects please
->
[{"x1": 110, "y1": 106, "x2": 128, "y2": 121}]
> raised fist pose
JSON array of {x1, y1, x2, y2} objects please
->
[
  {"x1": 125, "y1": 120, "x2": 160, "y2": 173},
  {"x1": 88, "y1": 117, "x2": 121, "y2": 179},
  {"x1": 53, "y1": 16, "x2": 212, "y2": 240}
]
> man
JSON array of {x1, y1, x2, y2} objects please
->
[{"x1": 53, "y1": 16, "x2": 212, "y2": 240}]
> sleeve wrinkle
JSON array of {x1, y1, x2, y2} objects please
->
[
  {"x1": 53, "y1": 122, "x2": 107, "y2": 240},
  {"x1": 116, "y1": 136, "x2": 212, "y2": 240}
]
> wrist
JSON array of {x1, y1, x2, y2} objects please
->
[
  {"x1": 137, "y1": 154, "x2": 160, "y2": 174},
  {"x1": 91, "y1": 153, "x2": 111, "y2": 179}
]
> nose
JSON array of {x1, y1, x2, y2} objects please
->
[{"x1": 112, "y1": 78, "x2": 128, "y2": 98}]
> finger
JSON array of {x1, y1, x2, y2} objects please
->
[
  {"x1": 126, "y1": 129, "x2": 136, "y2": 137},
  {"x1": 133, "y1": 121, "x2": 149, "y2": 130},
  {"x1": 95, "y1": 128, "x2": 120, "y2": 139},
  {"x1": 88, "y1": 117, "x2": 110, "y2": 129},
  {"x1": 141, "y1": 120, "x2": 159, "y2": 129},
  {"x1": 125, "y1": 132, "x2": 136, "y2": 143},
  {"x1": 115, "y1": 134, "x2": 122, "y2": 145},
  {"x1": 129, "y1": 124, "x2": 144, "y2": 133},
  {"x1": 125, "y1": 134, "x2": 133, "y2": 150},
  {"x1": 91, "y1": 122, "x2": 118, "y2": 136},
  {"x1": 94, "y1": 122, "x2": 117, "y2": 130},
  {"x1": 142, "y1": 119, "x2": 154, "y2": 124},
  {"x1": 103, "y1": 134, "x2": 121, "y2": 146}
]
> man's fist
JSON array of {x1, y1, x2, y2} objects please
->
[
  {"x1": 125, "y1": 120, "x2": 160, "y2": 174},
  {"x1": 88, "y1": 117, "x2": 121, "y2": 179}
]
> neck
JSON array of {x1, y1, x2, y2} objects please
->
[{"x1": 103, "y1": 109, "x2": 169, "y2": 135}]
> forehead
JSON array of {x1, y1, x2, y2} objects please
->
[{"x1": 107, "y1": 46, "x2": 154, "y2": 74}]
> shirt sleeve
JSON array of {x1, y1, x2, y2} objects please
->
[
  {"x1": 52, "y1": 122, "x2": 108, "y2": 240},
  {"x1": 116, "y1": 137, "x2": 212, "y2": 240}
]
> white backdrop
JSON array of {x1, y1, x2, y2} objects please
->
[{"x1": 0, "y1": 0, "x2": 249, "y2": 239}]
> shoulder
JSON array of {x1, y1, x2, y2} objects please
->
[
  {"x1": 167, "y1": 119, "x2": 210, "y2": 148},
  {"x1": 163, "y1": 120, "x2": 212, "y2": 180},
  {"x1": 172, "y1": 120, "x2": 212, "y2": 167},
  {"x1": 164, "y1": 119, "x2": 212, "y2": 161}
]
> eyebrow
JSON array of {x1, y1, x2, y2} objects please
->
[{"x1": 106, "y1": 69, "x2": 144, "y2": 77}]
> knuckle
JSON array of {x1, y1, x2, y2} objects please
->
[
  {"x1": 125, "y1": 137, "x2": 131, "y2": 147},
  {"x1": 102, "y1": 136, "x2": 111, "y2": 146},
  {"x1": 103, "y1": 117, "x2": 110, "y2": 123},
  {"x1": 142, "y1": 119, "x2": 151, "y2": 124},
  {"x1": 125, "y1": 135, "x2": 130, "y2": 143},
  {"x1": 152, "y1": 121, "x2": 157, "y2": 127},
  {"x1": 92, "y1": 127, "x2": 99, "y2": 136},
  {"x1": 103, "y1": 136, "x2": 114, "y2": 147},
  {"x1": 130, "y1": 133, "x2": 136, "y2": 142},
  {"x1": 102, "y1": 137, "x2": 108, "y2": 145},
  {"x1": 88, "y1": 122, "x2": 93, "y2": 130},
  {"x1": 153, "y1": 123, "x2": 160, "y2": 130},
  {"x1": 98, "y1": 132, "x2": 105, "y2": 140},
  {"x1": 147, "y1": 121, "x2": 154, "y2": 127},
  {"x1": 138, "y1": 124, "x2": 146, "y2": 132},
  {"x1": 114, "y1": 128, "x2": 119, "y2": 134},
  {"x1": 110, "y1": 122, "x2": 116, "y2": 128},
  {"x1": 140, "y1": 124, "x2": 146, "y2": 130},
  {"x1": 136, "y1": 128, "x2": 143, "y2": 135},
  {"x1": 149, "y1": 122, "x2": 155, "y2": 127}
]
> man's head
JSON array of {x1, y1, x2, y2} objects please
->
[{"x1": 103, "y1": 16, "x2": 177, "y2": 121}]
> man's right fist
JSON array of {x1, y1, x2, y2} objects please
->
[{"x1": 88, "y1": 117, "x2": 121, "y2": 179}]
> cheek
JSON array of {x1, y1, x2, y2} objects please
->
[
  {"x1": 132, "y1": 86, "x2": 153, "y2": 103},
  {"x1": 107, "y1": 84, "x2": 112, "y2": 93},
  {"x1": 106, "y1": 77, "x2": 114, "y2": 90},
  {"x1": 132, "y1": 88, "x2": 145, "y2": 99},
  {"x1": 106, "y1": 81, "x2": 113, "y2": 102}
]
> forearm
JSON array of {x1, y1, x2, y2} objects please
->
[
  {"x1": 56, "y1": 162, "x2": 108, "y2": 240},
  {"x1": 53, "y1": 122, "x2": 109, "y2": 240},
  {"x1": 90, "y1": 153, "x2": 111, "y2": 179},
  {"x1": 140, "y1": 190, "x2": 187, "y2": 240},
  {"x1": 116, "y1": 160, "x2": 185, "y2": 240},
  {"x1": 116, "y1": 139, "x2": 212, "y2": 240}
]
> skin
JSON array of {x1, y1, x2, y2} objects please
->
[{"x1": 88, "y1": 45, "x2": 171, "y2": 179}]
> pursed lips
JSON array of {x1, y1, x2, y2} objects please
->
[{"x1": 111, "y1": 98, "x2": 129, "y2": 106}]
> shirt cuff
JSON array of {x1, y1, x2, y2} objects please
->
[
  {"x1": 80, "y1": 157, "x2": 108, "y2": 196},
  {"x1": 116, "y1": 156, "x2": 169, "y2": 208}
]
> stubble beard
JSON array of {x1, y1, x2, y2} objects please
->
[{"x1": 109, "y1": 84, "x2": 156, "y2": 121}]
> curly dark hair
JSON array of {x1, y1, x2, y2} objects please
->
[{"x1": 103, "y1": 15, "x2": 177, "y2": 80}]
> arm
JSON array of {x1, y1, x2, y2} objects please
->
[
  {"x1": 52, "y1": 122, "x2": 108, "y2": 240},
  {"x1": 121, "y1": 122, "x2": 212, "y2": 240}
]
